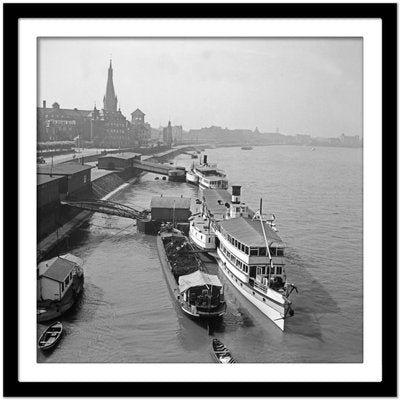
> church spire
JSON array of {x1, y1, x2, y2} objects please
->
[{"x1": 103, "y1": 59, "x2": 118, "y2": 111}]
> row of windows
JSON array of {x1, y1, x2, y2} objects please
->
[
  {"x1": 205, "y1": 180, "x2": 223, "y2": 186},
  {"x1": 48, "y1": 119, "x2": 76, "y2": 125},
  {"x1": 223, "y1": 231, "x2": 250, "y2": 255},
  {"x1": 220, "y1": 244, "x2": 249, "y2": 273},
  {"x1": 60, "y1": 271, "x2": 73, "y2": 292},
  {"x1": 257, "y1": 265, "x2": 283, "y2": 276},
  {"x1": 47, "y1": 125, "x2": 75, "y2": 132},
  {"x1": 232, "y1": 206, "x2": 248, "y2": 213},
  {"x1": 221, "y1": 228, "x2": 284, "y2": 257},
  {"x1": 193, "y1": 229, "x2": 213, "y2": 243}
]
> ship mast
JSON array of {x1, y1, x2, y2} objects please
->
[{"x1": 258, "y1": 198, "x2": 274, "y2": 286}]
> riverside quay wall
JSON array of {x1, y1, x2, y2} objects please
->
[{"x1": 37, "y1": 145, "x2": 198, "y2": 261}]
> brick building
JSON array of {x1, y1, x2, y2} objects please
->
[{"x1": 129, "y1": 108, "x2": 151, "y2": 146}]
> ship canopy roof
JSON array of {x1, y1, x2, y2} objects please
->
[
  {"x1": 38, "y1": 253, "x2": 83, "y2": 279},
  {"x1": 218, "y1": 217, "x2": 284, "y2": 248},
  {"x1": 178, "y1": 270, "x2": 222, "y2": 293},
  {"x1": 195, "y1": 165, "x2": 220, "y2": 172},
  {"x1": 39, "y1": 257, "x2": 76, "y2": 283}
]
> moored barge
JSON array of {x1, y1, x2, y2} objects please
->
[{"x1": 157, "y1": 224, "x2": 226, "y2": 319}]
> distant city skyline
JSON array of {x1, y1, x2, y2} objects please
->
[{"x1": 38, "y1": 38, "x2": 362, "y2": 137}]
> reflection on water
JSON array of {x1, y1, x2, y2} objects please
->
[{"x1": 38, "y1": 146, "x2": 362, "y2": 363}]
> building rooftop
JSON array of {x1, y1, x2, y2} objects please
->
[
  {"x1": 131, "y1": 108, "x2": 145, "y2": 116},
  {"x1": 98, "y1": 152, "x2": 141, "y2": 160},
  {"x1": 38, "y1": 107, "x2": 92, "y2": 119},
  {"x1": 37, "y1": 162, "x2": 93, "y2": 176},
  {"x1": 40, "y1": 257, "x2": 76, "y2": 283},
  {"x1": 218, "y1": 217, "x2": 283, "y2": 248},
  {"x1": 37, "y1": 174, "x2": 65, "y2": 186},
  {"x1": 151, "y1": 196, "x2": 191, "y2": 209}
]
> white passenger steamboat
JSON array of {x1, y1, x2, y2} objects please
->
[
  {"x1": 186, "y1": 155, "x2": 228, "y2": 189},
  {"x1": 189, "y1": 186, "x2": 297, "y2": 331}
]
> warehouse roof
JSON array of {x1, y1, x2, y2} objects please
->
[
  {"x1": 218, "y1": 217, "x2": 284, "y2": 248},
  {"x1": 37, "y1": 162, "x2": 93, "y2": 176},
  {"x1": 37, "y1": 174, "x2": 64, "y2": 186},
  {"x1": 150, "y1": 196, "x2": 191, "y2": 209}
]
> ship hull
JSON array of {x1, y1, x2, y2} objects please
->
[
  {"x1": 216, "y1": 255, "x2": 285, "y2": 331},
  {"x1": 186, "y1": 170, "x2": 199, "y2": 185},
  {"x1": 198, "y1": 178, "x2": 228, "y2": 190},
  {"x1": 37, "y1": 274, "x2": 84, "y2": 322},
  {"x1": 189, "y1": 224, "x2": 216, "y2": 251}
]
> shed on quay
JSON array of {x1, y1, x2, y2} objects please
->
[
  {"x1": 37, "y1": 162, "x2": 93, "y2": 197},
  {"x1": 37, "y1": 174, "x2": 66, "y2": 239},
  {"x1": 150, "y1": 196, "x2": 191, "y2": 222},
  {"x1": 97, "y1": 152, "x2": 141, "y2": 170}
]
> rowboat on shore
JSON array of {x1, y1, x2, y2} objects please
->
[
  {"x1": 211, "y1": 338, "x2": 235, "y2": 363},
  {"x1": 38, "y1": 321, "x2": 63, "y2": 351}
]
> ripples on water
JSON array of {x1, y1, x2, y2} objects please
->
[{"x1": 38, "y1": 145, "x2": 362, "y2": 363}]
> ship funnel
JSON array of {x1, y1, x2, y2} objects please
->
[
  {"x1": 203, "y1": 155, "x2": 208, "y2": 165},
  {"x1": 231, "y1": 185, "x2": 241, "y2": 204}
]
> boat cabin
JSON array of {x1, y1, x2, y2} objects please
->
[
  {"x1": 37, "y1": 257, "x2": 77, "y2": 301},
  {"x1": 215, "y1": 217, "x2": 286, "y2": 288},
  {"x1": 178, "y1": 270, "x2": 224, "y2": 309}
]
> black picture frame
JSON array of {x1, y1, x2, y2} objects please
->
[{"x1": 3, "y1": 2, "x2": 397, "y2": 397}]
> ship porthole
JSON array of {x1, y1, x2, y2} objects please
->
[
  {"x1": 262, "y1": 298, "x2": 265, "y2": 302},
  {"x1": 252, "y1": 292, "x2": 255, "y2": 295}
]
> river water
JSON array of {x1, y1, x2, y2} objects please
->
[{"x1": 38, "y1": 145, "x2": 363, "y2": 363}]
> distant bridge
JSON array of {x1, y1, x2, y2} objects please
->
[{"x1": 61, "y1": 199, "x2": 150, "y2": 220}]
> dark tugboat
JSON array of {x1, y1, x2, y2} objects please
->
[{"x1": 157, "y1": 223, "x2": 226, "y2": 319}]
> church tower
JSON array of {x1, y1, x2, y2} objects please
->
[{"x1": 103, "y1": 59, "x2": 118, "y2": 111}]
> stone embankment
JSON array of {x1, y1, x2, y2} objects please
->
[{"x1": 37, "y1": 145, "x2": 197, "y2": 261}]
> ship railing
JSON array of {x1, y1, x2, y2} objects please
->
[{"x1": 251, "y1": 278, "x2": 269, "y2": 295}]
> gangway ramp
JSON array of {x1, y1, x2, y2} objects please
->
[
  {"x1": 132, "y1": 160, "x2": 178, "y2": 175},
  {"x1": 131, "y1": 160, "x2": 186, "y2": 181}
]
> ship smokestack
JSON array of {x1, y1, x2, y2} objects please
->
[
  {"x1": 43, "y1": 100, "x2": 46, "y2": 109},
  {"x1": 203, "y1": 155, "x2": 208, "y2": 165},
  {"x1": 231, "y1": 185, "x2": 241, "y2": 204}
]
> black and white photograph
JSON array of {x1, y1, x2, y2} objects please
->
[
  {"x1": 5, "y1": 3, "x2": 396, "y2": 396},
  {"x1": 36, "y1": 36, "x2": 363, "y2": 364}
]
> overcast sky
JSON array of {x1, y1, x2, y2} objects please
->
[{"x1": 38, "y1": 38, "x2": 362, "y2": 137}]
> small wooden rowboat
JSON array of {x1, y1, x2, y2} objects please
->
[
  {"x1": 211, "y1": 338, "x2": 235, "y2": 363},
  {"x1": 38, "y1": 321, "x2": 63, "y2": 351}
]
